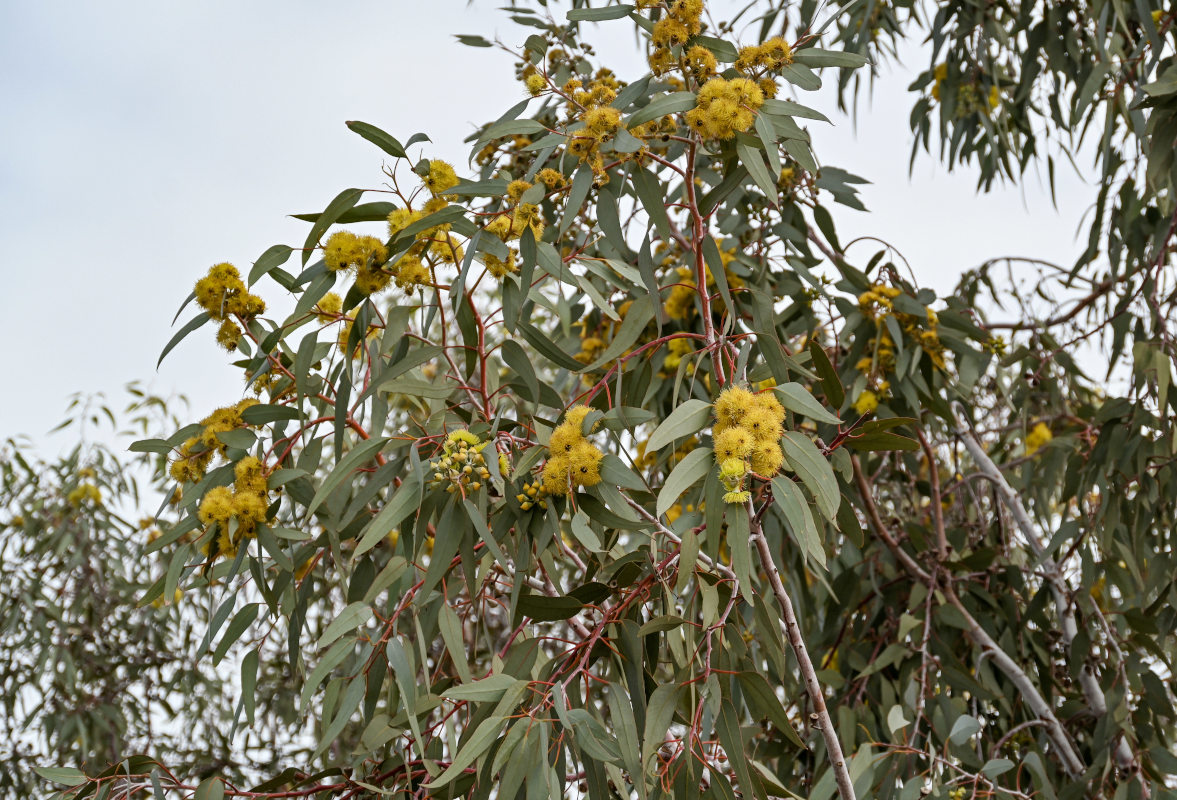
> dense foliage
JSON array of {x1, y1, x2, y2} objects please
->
[{"x1": 4, "y1": 1, "x2": 1177, "y2": 799}]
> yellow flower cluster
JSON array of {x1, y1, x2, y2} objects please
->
[
  {"x1": 542, "y1": 405, "x2": 604, "y2": 496},
  {"x1": 422, "y1": 159, "x2": 460, "y2": 198},
  {"x1": 194, "y1": 263, "x2": 266, "y2": 352},
  {"x1": 484, "y1": 202, "x2": 545, "y2": 247},
  {"x1": 525, "y1": 72, "x2": 547, "y2": 96},
  {"x1": 429, "y1": 430, "x2": 508, "y2": 495},
  {"x1": 536, "y1": 168, "x2": 566, "y2": 190},
  {"x1": 857, "y1": 284, "x2": 902, "y2": 319},
  {"x1": 713, "y1": 386, "x2": 786, "y2": 503},
  {"x1": 197, "y1": 455, "x2": 271, "y2": 560},
  {"x1": 686, "y1": 77, "x2": 765, "y2": 139},
  {"x1": 169, "y1": 399, "x2": 259, "y2": 484},
  {"x1": 315, "y1": 292, "x2": 343, "y2": 323},
  {"x1": 649, "y1": 0, "x2": 703, "y2": 53},
  {"x1": 852, "y1": 390, "x2": 880, "y2": 416},
  {"x1": 1025, "y1": 422, "x2": 1053, "y2": 456},
  {"x1": 324, "y1": 230, "x2": 392, "y2": 295},
  {"x1": 734, "y1": 37, "x2": 794, "y2": 73},
  {"x1": 662, "y1": 337, "x2": 696, "y2": 372},
  {"x1": 66, "y1": 483, "x2": 102, "y2": 507}
]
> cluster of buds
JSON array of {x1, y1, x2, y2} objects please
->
[
  {"x1": 516, "y1": 478, "x2": 549, "y2": 512},
  {"x1": 429, "y1": 430, "x2": 502, "y2": 494}
]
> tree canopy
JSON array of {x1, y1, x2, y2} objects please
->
[{"x1": 4, "y1": 1, "x2": 1177, "y2": 799}]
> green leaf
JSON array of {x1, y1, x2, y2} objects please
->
[
  {"x1": 301, "y1": 188, "x2": 363, "y2": 265},
  {"x1": 304, "y1": 436, "x2": 388, "y2": 517},
  {"x1": 656, "y1": 447, "x2": 713, "y2": 517},
  {"x1": 195, "y1": 778, "x2": 226, "y2": 800},
  {"x1": 771, "y1": 476, "x2": 826, "y2": 567},
  {"x1": 32, "y1": 767, "x2": 84, "y2": 787},
  {"x1": 780, "y1": 431, "x2": 839, "y2": 521},
  {"x1": 949, "y1": 714, "x2": 981, "y2": 744},
  {"x1": 568, "y1": 5, "x2": 634, "y2": 21},
  {"x1": 647, "y1": 398, "x2": 712, "y2": 452},
  {"x1": 241, "y1": 649, "x2": 259, "y2": 725},
  {"x1": 642, "y1": 683, "x2": 681, "y2": 770},
  {"x1": 424, "y1": 716, "x2": 505, "y2": 787},
  {"x1": 779, "y1": 63, "x2": 822, "y2": 91},
  {"x1": 442, "y1": 673, "x2": 521, "y2": 702},
  {"x1": 626, "y1": 91, "x2": 697, "y2": 128},
  {"x1": 792, "y1": 48, "x2": 870, "y2": 69},
  {"x1": 239, "y1": 404, "x2": 301, "y2": 425},
  {"x1": 517, "y1": 592, "x2": 584, "y2": 622},
  {"x1": 247, "y1": 244, "x2": 294, "y2": 286},
  {"x1": 345, "y1": 120, "x2": 410, "y2": 159},
  {"x1": 157, "y1": 312, "x2": 210, "y2": 367},
  {"x1": 212, "y1": 603, "x2": 258, "y2": 665},
  {"x1": 774, "y1": 383, "x2": 841, "y2": 425},
  {"x1": 582, "y1": 296, "x2": 654, "y2": 370},
  {"x1": 738, "y1": 140, "x2": 779, "y2": 204},
  {"x1": 848, "y1": 431, "x2": 919, "y2": 451},
  {"x1": 808, "y1": 342, "x2": 845, "y2": 407},
  {"x1": 300, "y1": 638, "x2": 353, "y2": 713},
  {"x1": 736, "y1": 671, "x2": 805, "y2": 748},
  {"x1": 317, "y1": 601, "x2": 373, "y2": 649},
  {"x1": 350, "y1": 475, "x2": 421, "y2": 555},
  {"x1": 129, "y1": 438, "x2": 172, "y2": 455}
]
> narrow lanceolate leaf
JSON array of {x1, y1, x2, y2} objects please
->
[
  {"x1": 737, "y1": 140, "x2": 779, "y2": 204},
  {"x1": 424, "y1": 716, "x2": 505, "y2": 788},
  {"x1": 774, "y1": 383, "x2": 841, "y2": 425},
  {"x1": 626, "y1": 91, "x2": 697, "y2": 128},
  {"x1": 780, "y1": 431, "x2": 840, "y2": 521},
  {"x1": 247, "y1": 244, "x2": 294, "y2": 286},
  {"x1": 316, "y1": 602, "x2": 373, "y2": 649},
  {"x1": 304, "y1": 436, "x2": 388, "y2": 517},
  {"x1": 656, "y1": 447, "x2": 712, "y2": 517},
  {"x1": 301, "y1": 188, "x2": 363, "y2": 265},
  {"x1": 647, "y1": 398, "x2": 712, "y2": 452},
  {"x1": 212, "y1": 603, "x2": 259, "y2": 665},
  {"x1": 345, "y1": 120, "x2": 409, "y2": 159},
  {"x1": 158, "y1": 312, "x2": 211, "y2": 367},
  {"x1": 567, "y1": 5, "x2": 634, "y2": 21},
  {"x1": 791, "y1": 48, "x2": 870, "y2": 69},
  {"x1": 441, "y1": 672, "x2": 521, "y2": 702},
  {"x1": 642, "y1": 683, "x2": 681, "y2": 770},
  {"x1": 771, "y1": 476, "x2": 826, "y2": 568}
]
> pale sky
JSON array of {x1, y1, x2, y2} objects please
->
[{"x1": 0, "y1": 1, "x2": 1092, "y2": 449}]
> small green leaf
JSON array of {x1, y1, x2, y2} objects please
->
[
  {"x1": 567, "y1": 5, "x2": 634, "y2": 21},
  {"x1": 626, "y1": 91, "x2": 697, "y2": 128},
  {"x1": 780, "y1": 431, "x2": 839, "y2": 521},
  {"x1": 317, "y1": 602, "x2": 373, "y2": 649},
  {"x1": 304, "y1": 436, "x2": 388, "y2": 517},
  {"x1": 647, "y1": 398, "x2": 712, "y2": 452},
  {"x1": 656, "y1": 447, "x2": 713, "y2": 517},
  {"x1": 774, "y1": 383, "x2": 841, "y2": 425},
  {"x1": 345, "y1": 120, "x2": 408, "y2": 159},
  {"x1": 301, "y1": 188, "x2": 363, "y2": 265},
  {"x1": 442, "y1": 673, "x2": 521, "y2": 702},
  {"x1": 771, "y1": 476, "x2": 826, "y2": 567}
]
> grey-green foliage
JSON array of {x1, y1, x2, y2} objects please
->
[{"x1": 7, "y1": 2, "x2": 1177, "y2": 800}]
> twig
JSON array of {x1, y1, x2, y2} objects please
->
[{"x1": 746, "y1": 500, "x2": 857, "y2": 800}]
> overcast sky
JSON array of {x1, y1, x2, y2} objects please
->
[{"x1": 0, "y1": 1, "x2": 1093, "y2": 450}]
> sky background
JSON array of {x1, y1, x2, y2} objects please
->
[{"x1": 0, "y1": 1, "x2": 1093, "y2": 451}]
